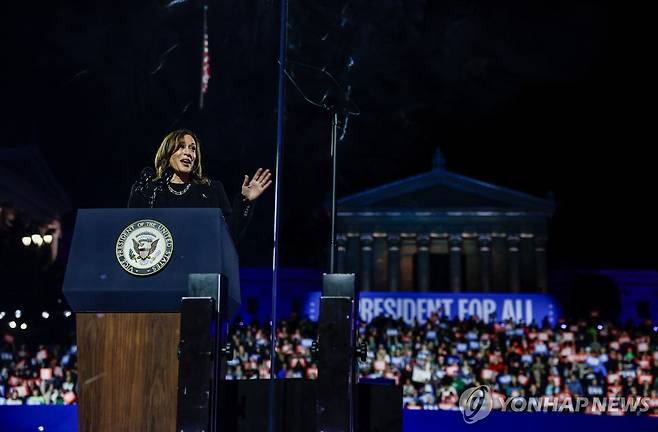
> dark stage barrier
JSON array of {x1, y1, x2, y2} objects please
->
[
  {"x1": 4, "y1": 404, "x2": 658, "y2": 432},
  {"x1": 218, "y1": 380, "x2": 402, "y2": 432},
  {"x1": 3, "y1": 406, "x2": 657, "y2": 432},
  {"x1": 0, "y1": 380, "x2": 401, "y2": 432}
]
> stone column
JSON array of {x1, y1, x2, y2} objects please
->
[
  {"x1": 336, "y1": 234, "x2": 347, "y2": 274},
  {"x1": 478, "y1": 234, "x2": 492, "y2": 292},
  {"x1": 449, "y1": 234, "x2": 462, "y2": 293},
  {"x1": 490, "y1": 233, "x2": 507, "y2": 292},
  {"x1": 535, "y1": 235, "x2": 548, "y2": 293},
  {"x1": 359, "y1": 234, "x2": 373, "y2": 292},
  {"x1": 507, "y1": 234, "x2": 521, "y2": 292},
  {"x1": 416, "y1": 234, "x2": 430, "y2": 292},
  {"x1": 387, "y1": 234, "x2": 401, "y2": 291}
]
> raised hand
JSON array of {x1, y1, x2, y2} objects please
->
[{"x1": 241, "y1": 168, "x2": 272, "y2": 202}]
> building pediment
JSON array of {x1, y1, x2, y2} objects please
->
[{"x1": 338, "y1": 168, "x2": 554, "y2": 217}]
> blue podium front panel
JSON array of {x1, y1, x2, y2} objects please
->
[{"x1": 63, "y1": 208, "x2": 240, "y2": 313}]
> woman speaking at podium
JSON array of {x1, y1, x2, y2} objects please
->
[{"x1": 127, "y1": 129, "x2": 271, "y2": 242}]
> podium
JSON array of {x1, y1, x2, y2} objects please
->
[{"x1": 63, "y1": 208, "x2": 239, "y2": 432}]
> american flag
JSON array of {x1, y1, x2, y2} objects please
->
[{"x1": 200, "y1": 5, "x2": 211, "y2": 109}]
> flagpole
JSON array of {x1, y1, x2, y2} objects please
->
[{"x1": 199, "y1": 4, "x2": 209, "y2": 110}]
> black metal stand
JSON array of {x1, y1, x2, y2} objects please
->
[
  {"x1": 176, "y1": 274, "x2": 231, "y2": 432},
  {"x1": 329, "y1": 111, "x2": 339, "y2": 273},
  {"x1": 316, "y1": 274, "x2": 357, "y2": 432}
]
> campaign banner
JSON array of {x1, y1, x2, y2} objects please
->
[{"x1": 304, "y1": 292, "x2": 559, "y2": 325}]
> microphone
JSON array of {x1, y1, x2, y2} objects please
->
[
  {"x1": 149, "y1": 167, "x2": 175, "y2": 208},
  {"x1": 133, "y1": 167, "x2": 157, "y2": 208},
  {"x1": 162, "y1": 166, "x2": 175, "y2": 183},
  {"x1": 140, "y1": 167, "x2": 155, "y2": 182}
]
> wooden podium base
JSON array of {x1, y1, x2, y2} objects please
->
[{"x1": 76, "y1": 313, "x2": 180, "y2": 432}]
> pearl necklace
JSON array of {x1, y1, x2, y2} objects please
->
[{"x1": 167, "y1": 182, "x2": 191, "y2": 196}]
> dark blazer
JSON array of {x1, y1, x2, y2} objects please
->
[{"x1": 127, "y1": 178, "x2": 253, "y2": 244}]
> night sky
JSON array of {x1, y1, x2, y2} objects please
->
[{"x1": 1, "y1": 0, "x2": 652, "y2": 272}]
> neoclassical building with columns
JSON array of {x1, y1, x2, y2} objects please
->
[{"x1": 335, "y1": 156, "x2": 555, "y2": 293}]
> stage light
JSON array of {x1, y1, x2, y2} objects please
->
[
  {"x1": 21, "y1": 236, "x2": 31, "y2": 246},
  {"x1": 9, "y1": 321, "x2": 17, "y2": 329},
  {"x1": 20, "y1": 323, "x2": 27, "y2": 330},
  {"x1": 64, "y1": 311, "x2": 72, "y2": 318},
  {"x1": 15, "y1": 310, "x2": 21, "y2": 318},
  {"x1": 560, "y1": 324, "x2": 567, "y2": 330},
  {"x1": 597, "y1": 324, "x2": 604, "y2": 331},
  {"x1": 653, "y1": 326, "x2": 658, "y2": 332},
  {"x1": 33, "y1": 235, "x2": 43, "y2": 246},
  {"x1": 42, "y1": 311, "x2": 50, "y2": 319},
  {"x1": 43, "y1": 234, "x2": 53, "y2": 244},
  {"x1": 38, "y1": 427, "x2": 44, "y2": 432},
  {"x1": 0, "y1": 311, "x2": 5, "y2": 319}
]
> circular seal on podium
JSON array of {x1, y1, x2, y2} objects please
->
[{"x1": 116, "y1": 219, "x2": 174, "y2": 276}]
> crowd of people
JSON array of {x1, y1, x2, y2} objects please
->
[
  {"x1": 227, "y1": 312, "x2": 658, "y2": 416},
  {"x1": 358, "y1": 314, "x2": 658, "y2": 416},
  {"x1": 3, "y1": 311, "x2": 658, "y2": 416},
  {"x1": 226, "y1": 314, "x2": 317, "y2": 380},
  {"x1": 0, "y1": 333, "x2": 77, "y2": 406}
]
